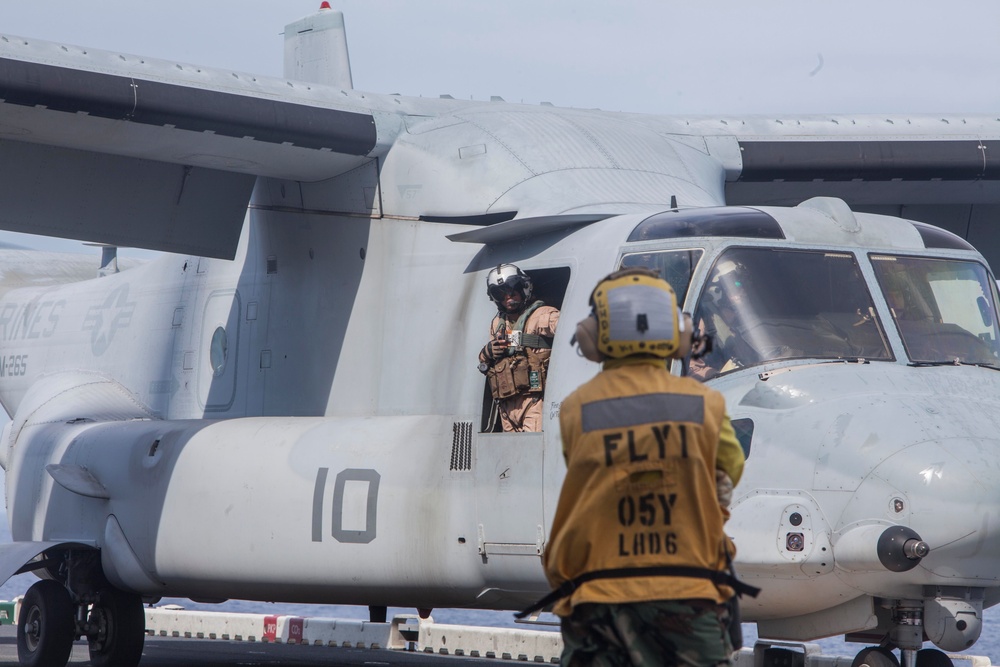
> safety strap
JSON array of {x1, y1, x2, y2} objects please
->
[
  {"x1": 500, "y1": 301, "x2": 552, "y2": 354},
  {"x1": 514, "y1": 564, "x2": 761, "y2": 619},
  {"x1": 519, "y1": 333, "x2": 552, "y2": 349}
]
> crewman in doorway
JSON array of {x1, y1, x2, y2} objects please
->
[
  {"x1": 478, "y1": 264, "x2": 559, "y2": 432},
  {"x1": 526, "y1": 267, "x2": 753, "y2": 666}
]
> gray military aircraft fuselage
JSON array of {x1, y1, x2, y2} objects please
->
[
  {"x1": 1, "y1": 6, "x2": 999, "y2": 667},
  {"x1": 2, "y1": 194, "x2": 999, "y2": 659}
]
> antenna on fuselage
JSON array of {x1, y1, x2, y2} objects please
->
[
  {"x1": 84, "y1": 243, "x2": 119, "y2": 277},
  {"x1": 283, "y1": 2, "x2": 354, "y2": 89}
]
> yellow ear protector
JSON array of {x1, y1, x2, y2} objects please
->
[{"x1": 572, "y1": 268, "x2": 692, "y2": 362}]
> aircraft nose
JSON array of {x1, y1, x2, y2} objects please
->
[
  {"x1": 830, "y1": 437, "x2": 998, "y2": 652},
  {"x1": 837, "y1": 437, "x2": 1000, "y2": 584}
]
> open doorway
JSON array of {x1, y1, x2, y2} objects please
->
[{"x1": 480, "y1": 266, "x2": 571, "y2": 432}]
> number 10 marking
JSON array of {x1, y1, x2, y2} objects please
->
[{"x1": 311, "y1": 467, "x2": 381, "y2": 544}]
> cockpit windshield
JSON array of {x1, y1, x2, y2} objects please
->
[
  {"x1": 690, "y1": 248, "x2": 891, "y2": 379},
  {"x1": 870, "y1": 255, "x2": 1000, "y2": 366}
]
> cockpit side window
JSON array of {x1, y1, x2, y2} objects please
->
[
  {"x1": 619, "y1": 249, "x2": 704, "y2": 308},
  {"x1": 870, "y1": 255, "x2": 1000, "y2": 366},
  {"x1": 689, "y1": 248, "x2": 892, "y2": 380}
]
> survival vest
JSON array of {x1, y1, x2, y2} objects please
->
[
  {"x1": 538, "y1": 361, "x2": 751, "y2": 616},
  {"x1": 486, "y1": 301, "x2": 553, "y2": 400}
]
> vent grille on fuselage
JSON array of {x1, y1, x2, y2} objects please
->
[{"x1": 450, "y1": 422, "x2": 472, "y2": 471}]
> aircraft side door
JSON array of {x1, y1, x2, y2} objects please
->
[
  {"x1": 471, "y1": 266, "x2": 567, "y2": 581},
  {"x1": 474, "y1": 431, "x2": 545, "y2": 561}
]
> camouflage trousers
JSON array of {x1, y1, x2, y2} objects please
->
[{"x1": 559, "y1": 599, "x2": 733, "y2": 667}]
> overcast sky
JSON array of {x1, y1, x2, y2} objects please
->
[{"x1": 1, "y1": 0, "x2": 998, "y2": 117}]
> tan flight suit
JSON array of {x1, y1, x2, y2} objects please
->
[{"x1": 479, "y1": 302, "x2": 559, "y2": 432}]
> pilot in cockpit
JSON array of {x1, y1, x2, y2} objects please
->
[
  {"x1": 885, "y1": 282, "x2": 933, "y2": 323},
  {"x1": 689, "y1": 260, "x2": 758, "y2": 381}
]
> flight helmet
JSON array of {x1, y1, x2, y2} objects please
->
[
  {"x1": 486, "y1": 264, "x2": 534, "y2": 308},
  {"x1": 574, "y1": 267, "x2": 692, "y2": 362}
]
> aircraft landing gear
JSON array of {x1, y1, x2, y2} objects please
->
[
  {"x1": 16, "y1": 574, "x2": 146, "y2": 667},
  {"x1": 84, "y1": 588, "x2": 145, "y2": 667},
  {"x1": 851, "y1": 647, "x2": 956, "y2": 667},
  {"x1": 851, "y1": 646, "x2": 899, "y2": 667},
  {"x1": 915, "y1": 649, "x2": 954, "y2": 667},
  {"x1": 16, "y1": 580, "x2": 75, "y2": 667},
  {"x1": 14, "y1": 548, "x2": 147, "y2": 667}
]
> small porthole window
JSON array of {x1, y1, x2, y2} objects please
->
[{"x1": 210, "y1": 326, "x2": 228, "y2": 376}]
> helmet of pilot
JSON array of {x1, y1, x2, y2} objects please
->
[
  {"x1": 486, "y1": 264, "x2": 534, "y2": 314},
  {"x1": 573, "y1": 267, "x2": 692, "y2": 363},
  {"x1": 710, "y1": 259, "x2": 747, "y2": 303}
]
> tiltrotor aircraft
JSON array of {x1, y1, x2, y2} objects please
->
[{"x1": 0, "y1": 4, "x2": 997, "y2": 667}]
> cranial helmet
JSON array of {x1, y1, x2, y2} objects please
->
[
  {"x1": 574, "y1": 268, "x2": 692, "y2": 362},
  {"x1": 713, "y1": 259, "x2": 745, "y2": 293},
  {"x1": 486, "y1": 264, "x2": 534, "y2": 306}
]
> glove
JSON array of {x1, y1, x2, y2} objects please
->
[
  {"x1": 488, "y1": 339, "x2": 509, "y2": 360},
  {"x1": 491, "y1": 339, "x2": 509, "y2": 358}
]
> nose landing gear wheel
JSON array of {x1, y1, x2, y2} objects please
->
[
  {"x1": 87, "y1": 588, "x2": 145, "y2": 667},
  {"x1": 852, "y1": 647, "x2": 900, "y2": 667},
  {"x1": 915, "y1": 648, "x2": 954, "y2": 667},
  {"x1": 16, "y1": 580, "x2": 75, "y2": 667}
]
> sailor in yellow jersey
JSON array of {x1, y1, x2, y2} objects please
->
[{"x1": 540, "y1": 268, "x2": 749, "y2": 667}]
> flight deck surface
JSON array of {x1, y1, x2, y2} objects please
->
[
  {"x1": 0, "y1": 624, "x2": 482, "y2": 666},
  {"x1": 0, "y1": 626, "x2": 990, "y2": 667}
]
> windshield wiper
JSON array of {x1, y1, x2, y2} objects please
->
[
  {"x1": 757, "y1": 357, "x2": 871, "y2": 380},
  {"x1": 908, "y1": 359, "x2": 1000, "y2": 371}
]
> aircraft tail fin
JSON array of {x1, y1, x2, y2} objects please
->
[{"x1": 284, "y1": 2, "x2": 354, "y2": 89}]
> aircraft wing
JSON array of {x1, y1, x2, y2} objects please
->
[
  {"x1": 3, "y1": 32, "x2": 999, "y2": 263},
  {"x1": 681, "y1": 117, "x2": 1000, "y2": 253},
  {"x1": 0, "y1": 35, "x2": 389, "y2": 259}
]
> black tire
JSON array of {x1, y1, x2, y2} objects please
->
[
  {"x1": 16, "y1": 580, "x2": 76, "y2": 667},
  {"x1": 87, "y1": 588, "x2": 145, "y2": 667},
  {"x1": 852, "y1": 647, "x2": 901, "y2": 667},
  {"x1": 916, "y1": 648, "x2": 954, "y2": 667}
]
